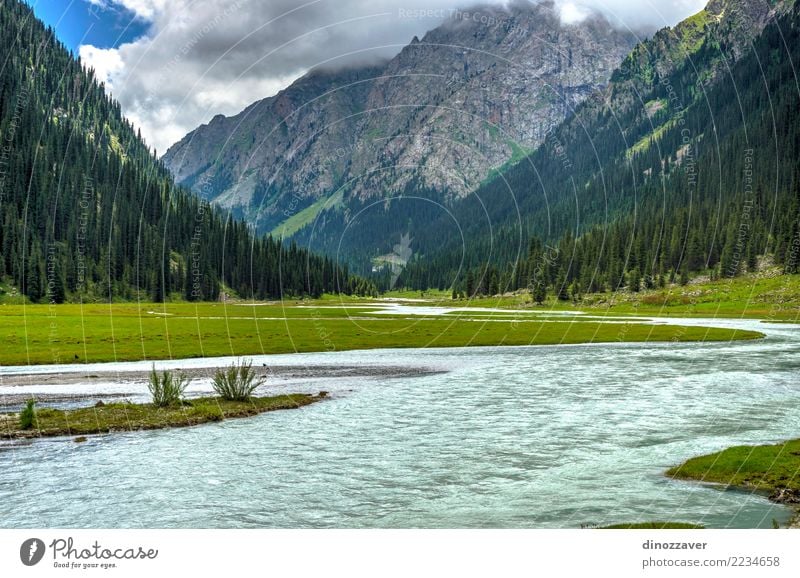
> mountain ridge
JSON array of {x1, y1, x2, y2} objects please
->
[
  {"x1": 394, "y1": 0, "x2": 800, "y2": 294},
  {"x1": 162, "y1": 1, "x2": 637, "y2": 233}
]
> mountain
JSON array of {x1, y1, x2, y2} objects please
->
[
  {"x1": 397, "y1": 0, "x2": 800, "y2": 294},
  {"x1": 163, "y1": 64, "x2": 384, "y2": 218},
  {"x1": 0, "y1": 0, "x2": 374, "y2": 303},
  {"x1": 162, "y1": 1, "x2": 637, "y2": 234}
]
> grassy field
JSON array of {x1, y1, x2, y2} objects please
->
[
  {"x1": 667, "y1": 439, "x2": 800, "y2": 494},
  {"x1": 406, "y1": 271, "x2": 800, "y2": 320},
  {"x1": 0, "y1": 301, "x2": 763, "y2": 366},
  {"x1": 0, "y1": 393, "x2": 323, "y2": 439}
]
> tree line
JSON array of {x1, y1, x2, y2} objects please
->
[{"x1": 0, "y1": 0, "x2": 375, "y2": 303}]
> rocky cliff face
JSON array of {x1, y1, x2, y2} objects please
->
[
  {"x1": 162, "y1": 1, "x2": 637, "y2": 233},
  {"x1": 162, "y1": 64, "x2": 383, "y2": 217}
]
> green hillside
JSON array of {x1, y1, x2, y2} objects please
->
[
  {"x1": 0, "y1": 0, "x2": 373, "y2": 303},
  {"x1": 398, "y1": 0, "x2": 800, "y2": 298}
]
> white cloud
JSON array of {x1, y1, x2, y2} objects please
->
[
  {"x1": 78, "y1": 44, "x2": 124, "y2": 84},
  {"x1": 117, "y1": 0, "x2": 168, "y2": 19},
  {"x1": 86, "y1": 0, "x2": 169, "y2": 20},
  {"x1": 80, "y1": 0, "x2": 707, "y2": 154},
  {"x1": 559, "y1": 2, "x2": 590, "y2": 24},
  {"x1": 563, "y1": 0, "x2": 706, "y2": 29}
]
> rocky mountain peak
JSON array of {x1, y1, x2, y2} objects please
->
[{"x1": 163, "y1": 2, "x2": 637, "y2": 233}]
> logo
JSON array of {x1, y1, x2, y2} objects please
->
[
  {"x1": 20, "y1": 538, "x2": 46, "y2": 566},
  {"x1": 370, "y1": 231, "x2": 414, "y2": 289},
  {"x1": 389, "y1": 232, "x2": 413, "y2": 288}
]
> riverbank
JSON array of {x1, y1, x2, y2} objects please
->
[
  {"x1": 667, "y1": 439, "x2": 800, "y2": 528},
  {"x1": 599, "y1": 522, "x2": 704, "y2": 529},
  {"x1": 0, "y1": 393, "x2": 326, "y2": 440}
]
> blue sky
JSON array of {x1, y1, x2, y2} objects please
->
[{"x1": 29, "y1": 0, "x2": 149, "y2": 52}]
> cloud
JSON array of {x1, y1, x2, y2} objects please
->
[
  {"x1": 83, "y1": 0, "x2": 168, "y2": 20},
  {"x1": 80, "y1": 0, "x2": 706, "y2": 153},
  {"x1": 561, "y1": 1, "x2": 707, "y2": 28},
  {"x1": 78, "y1": 45, "x2": 124, "y2": 83},
  {"x1": 559, "y1": 2, "x2": 590, "y2": 24},
  {"x1": 114, "y1": 0, "x2": 168, "y2": 19}
]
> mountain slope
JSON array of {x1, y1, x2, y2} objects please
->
[
  {"x1": 163, "y1": 1, "x2": 636, "y2": 233},
  {"x1": 0, "y1": 0, "x2": 373, "y2": 303},
  {"x1": 398, "y1": 0, "x2": 800, "y2": 294}
]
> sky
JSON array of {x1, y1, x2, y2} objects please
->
[
  {"x1": 30, "y1": 0, "x2": 707, "y2": 154},
  {"x1": 30, "y1": 0, "x2": 148, "y2": 52}
]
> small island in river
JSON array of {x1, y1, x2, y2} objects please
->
[{"x1": 0, "y1": 393, "x2": 327, "y2": 440}]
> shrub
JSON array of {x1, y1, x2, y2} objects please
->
[
  {"x1": 148, "y1": 366, "x2": 190, "y2": 407},
  {"x1": 19, "y1": 399, "x2": 37, "y2": 430},
  {"x1": 211, "y1": 359, "x2": 265, "y2": 401}
]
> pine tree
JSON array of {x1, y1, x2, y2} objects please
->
[
  {"x1": 555, "y1": 268, "x2": 569, "y2": 301},
  {"x1": 465, "y1": 270, "x2": 475, "y2": 298},
  {"x1": 0, "y1": 0, "x2": 374, "y2": 303},
  {"x1": 530, "y1": 277, "x2": 546, "y2": 304},
  {"x1": 628, "y1": 268, "x2": 641, "y2": 292}
]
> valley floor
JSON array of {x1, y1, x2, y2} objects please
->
[
  {"x1": 1, "y1": 292, "x2": 796, "y2": 528},
  {"x1": 0, "y1": 299, "x2": 764, "y2": 366},
  {"x1": 2, "y1": 270, "x2": 795, "y2": 366},
  {"x1": 403, "y1": 270, "x2": 800, "y2": 320}
]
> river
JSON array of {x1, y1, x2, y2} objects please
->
[{"x1": 1, "y1": 315, "x2": 798, "y2": 528}]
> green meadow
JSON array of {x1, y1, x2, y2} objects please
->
[
  {"x1": 433, "y1": 272, "x2": 800, "y2": 320},
  {"x1": 1, "y1": 270, "x2": 794, "y2": 366},
  {"x1": 600, "y1": 522, "x2": 704, "y2": 529},
  {"x1": 0, "y1": 300, "x2": 762, "y2": 366}
]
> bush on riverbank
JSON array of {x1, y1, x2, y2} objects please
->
[
  {"x1": 211, "y1": 359, "x2": 264, "y2": 401},
  {"x1": 19, "y1": 400, "x2": 36, "y2": 429},
  {"x1": 600, "y1": 522, "x2": 704, "y2": 529},
  {"x1": 148, "y1": 367, "x2": 190, "y2": 407}
]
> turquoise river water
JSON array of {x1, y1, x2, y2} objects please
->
[{"x1": 1, "y1": 315, "x2": 798, "y2": 528}]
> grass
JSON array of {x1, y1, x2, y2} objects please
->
[
  {"x1": 673, "y1": 8, "x2": 715, "y2": 56},
  {"x1": 444, "y1": 270, "x2": 800, "y2": 320},
  {"x1": 0, "y1": 270, "x2": 791, "y2": 366},
  {"x1": 380, "y1": 289, "x2": 450, "y2": 300},
  {"x1": 600, "y1": 522, "x2": 704, "y2": 529},
  {"x1": 0, "y1": 300, "x2": 762, "y2": 366},
  {"x1": 483, "y1": 140, "x2": 531, "y2": 183},
  {"x1": 19, "y1": 400, "x2": 36, "y2": 429},
  {"x1": 0, "y1": 393, "x2": 324, "y2": 440},
  {"x1": 270, "y1": 189, "x2": 344, "y2": 238},
  {"x1": 667, "y1": 439, "x2": 800, "y2": 494},
  {"x1": 627, "y1": 118, "x2": 677, "y2": 157}
]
